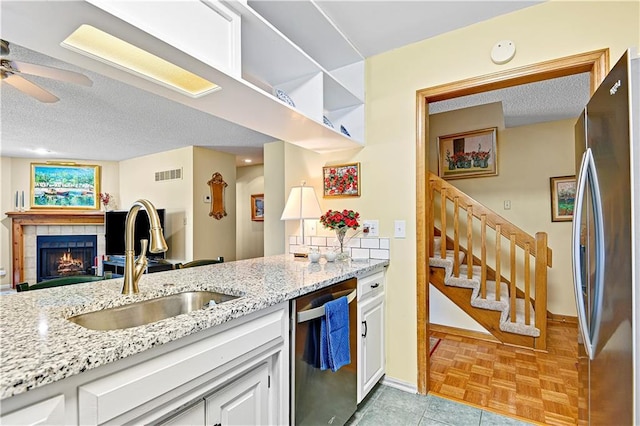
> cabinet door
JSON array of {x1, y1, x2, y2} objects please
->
[
  {"x1": 0, "y1": 395, "x2": 65, "y2": 425},
  {"x1": 157, "y1": 400, "x2": 205, "y2": 426},
  {"x1": 205, "y1": 362, "x2": 269, "y2": 426},
  {"x1": 358, "y1": 292, "x2": 385, "y2": 402}
]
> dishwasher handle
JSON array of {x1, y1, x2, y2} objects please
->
[{"x1": 297, "y1": 289, "x2": 357, "y2": 323}]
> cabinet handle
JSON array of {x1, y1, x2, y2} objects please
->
[
  {"x1": 362, "y1": 321, "x2": 367, "y2": 337},
  {"x1": 370, "y1": 282, "x2": 380, "y2": 289}
]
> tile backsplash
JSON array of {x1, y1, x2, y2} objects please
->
[{"x1": 287, "y1": 235, "x2": 390, "y2": 260}]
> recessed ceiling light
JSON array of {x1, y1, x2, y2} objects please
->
[
  {"x1": 244, "y1": 159, "x2": 252, "y2": 163},
  {"x1": 61, "y1": 25, "x2": 220, "y2": 98},
  {"x1": 33, "y1": 148, "x2": 51, "y2": 155}
]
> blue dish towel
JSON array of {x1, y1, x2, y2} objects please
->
[{"x1": 320, "y1": 296, "x2": 350, "y2": 372}]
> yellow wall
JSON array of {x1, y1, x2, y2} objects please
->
[
  {"x1": 366, "y1": 0, "x2": 639, "y2": 387},
  {"x1": 236, "y1": 164, "x2": 265, "y2": 260}
]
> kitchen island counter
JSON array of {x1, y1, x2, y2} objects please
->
[{"x1": 0, "y1": 254, "x2": 388, "y2": 400}]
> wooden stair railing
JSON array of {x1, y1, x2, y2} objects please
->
[{"x1": 428, "y1": 172, "x2": 552, "y2": 350}]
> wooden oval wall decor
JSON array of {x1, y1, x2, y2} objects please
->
[{"x1": 207, "y1": 172, "x2": 227, "y2": 220}]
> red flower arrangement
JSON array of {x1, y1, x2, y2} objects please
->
[
  {"x1": 319, "y1": 209, "x2": 360, "y2": 230},
  {"x1": 99, "y1": 192, "x2": 111, "y2": 207}
]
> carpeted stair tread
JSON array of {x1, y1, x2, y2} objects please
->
[
  {"x1": 470, "y1": 280, "x2": 510, "y2": 312},
  {"x1": 429, "y1": 245, "x2": 541, "y2": 339}
]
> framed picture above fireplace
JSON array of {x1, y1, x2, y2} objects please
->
[{"x1": 30, "y1": 163, "x2": 101, "y2": 209}]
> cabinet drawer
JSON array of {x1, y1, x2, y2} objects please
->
[{"x1": 358, "y1": 271, "x2": 385, "y2": 300}]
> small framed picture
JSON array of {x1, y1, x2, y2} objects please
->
[
  {"x1": 322, "y1": 162, "x2": 360, "y2": 198},
  {"x1": 550, "y1": 176, "x2": 576, "y2": 222},
  {"x1": 437, "y1": 127, "x2": 498, "y2": 180},
  {"x1": 251, "y1": 194, "x2": 264, "y2": 221}
]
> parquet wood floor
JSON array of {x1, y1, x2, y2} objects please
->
[{"x1": 429, "y1": 321, "x2": 578, "y2": 425}]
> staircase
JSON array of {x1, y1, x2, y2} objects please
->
[{"x1": 428, "y1": 173, "x2": 552, "y2": 350}]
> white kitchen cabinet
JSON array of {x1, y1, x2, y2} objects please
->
[
  {"x1": 157, "y1": 401, "x2": 205, "y2": 426},
  {"x1": 0, "y1": 303, "x2": 288, "y2": 426},
  {"x1": 357, "y1": 269, "x2": 386, "y2": 403},
  {"x1": 0, "y1": 395, "x2": 65, "y2": 425},
  {"x1": 205, "y1": 362, "x2": 269, "y2": 426},
  {"x1": 82, "y1": 0, "x2": 364, "y2": 150}
]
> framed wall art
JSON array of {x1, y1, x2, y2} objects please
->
[
  {"x1": 251, "y1": 193, "x2": 264, "y2": 221},
  {"x1": 30, "y1": 163, "x2": 101, "y2": 209},
  {"x1": 437, "y1": 127, "x2": 498, "y2": 180},
  {"x1": 322, "y1": 162, "x2": 360, "y2": 197},
  {"x1": 550, "y1": 175, "x2": 576, "y2": 222}
]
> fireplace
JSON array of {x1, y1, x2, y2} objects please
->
[{"x1": 37, "y1": 235, "x2": 98, "y2": 283}]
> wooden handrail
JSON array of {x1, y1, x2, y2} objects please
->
[
  {"x1": 429, "y1": 172, "x2": 550, "y2": 350},
  {"x1": 430, "y1": 173, "x2": 552, "y2": 267}
]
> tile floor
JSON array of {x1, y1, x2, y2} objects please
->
[{"x1": 348, "y1": 384, "x2": 534, "y2": 426}]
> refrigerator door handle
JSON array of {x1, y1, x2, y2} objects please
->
[{"x1": 572, "y1": 148, "x2": 606, "y2": 360}]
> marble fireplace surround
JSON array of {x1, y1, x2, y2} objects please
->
[{"x1": 7, "y1": 211, "x2": 105, "y2": 286}]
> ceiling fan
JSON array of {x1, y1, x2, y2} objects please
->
[{"x1": 0, "y1": 39, "x2": 92, "y2": 103}]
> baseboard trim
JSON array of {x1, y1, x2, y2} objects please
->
[
  {"x1": 429, "y1": 323, "x2": 500, "y2": 343},
  {"x1": 547, "y1": 312, "x2": 578, "y2": 325},
  {"x1": 380, "y1": 375, "x2": 418, "y2": 394}
]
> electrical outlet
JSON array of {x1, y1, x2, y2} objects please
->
[
  {"x1": 362, "y1": 220, "x2": 379, "y2": 237},
  {"x1": 504, "y1": 200, "x2": 511, "y2": 210},
  {"x1": 203, "y1": 195, "x2": 211, "y2": 203}
]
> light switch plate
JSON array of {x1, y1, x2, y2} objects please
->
[{"x1": 394, "y1": 220, "x2": 406, "y2": 238}]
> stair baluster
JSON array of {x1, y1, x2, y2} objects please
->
[
  {"x1": 427, "y1": 172, "x2": 551, "y2": 350},
  {"x1": 510, "y1": 234, "x2": 517, "y2": 323},
  {"x1": 495, "y1": 224, "x2": 501, "y2": 302},
  {"x1": 466, "y1": 206, "x2": 473, "y2": 279},
  {"x1": 453, "y1": 197, "x2": 460, "y2": 277},
  {"x1": 481, "y1": 215, "x2": 487, "y2": 299}
]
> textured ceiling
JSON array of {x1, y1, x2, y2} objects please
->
[
  {"x1": 0, "y1": 43, "x2": 277, "y2": 163},
  {"x1": 0, "y1": 0, "x2": 590, "y2": 166},
  {"x1": 430, "y1": 72, "x2": 591, "y2": 127}
]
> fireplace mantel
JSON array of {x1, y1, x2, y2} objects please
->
[{"x1": 7, "y1": 210, "x2": 105, "y2": 285}]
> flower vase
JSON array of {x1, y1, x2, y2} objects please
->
[{"x1": 335, "y1": 227, "x2": 349, "y2": 261}]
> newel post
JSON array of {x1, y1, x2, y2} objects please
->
[{"x1": 534, "y1": 232, "x2": 548, "y2": 350}]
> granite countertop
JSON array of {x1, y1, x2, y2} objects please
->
[{"x1": 0, "y1": 254, "x2": 388, "y2": 399}]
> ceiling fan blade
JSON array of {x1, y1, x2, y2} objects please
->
[
  {"x1": 3, "y1": 74, "x2": 59, "y2": 103},
  {"x1": 10, "y1": 60, "x2": 93, "y2": 87}
]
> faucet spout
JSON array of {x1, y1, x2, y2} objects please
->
[{"x1": 122, "y1": 199, "x2": 168, "y2": 295}]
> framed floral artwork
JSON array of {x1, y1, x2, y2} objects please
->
[
  {"x1": 251, "y1": 193, "x2": 264, "y2": 221},
  {"x1": 437, "y1": 127, "x2": 498, "y2": 180},
  {"x1": 322, "y1": 162, "x2": 360, "y2": 197},
  {"x1": 30, "y1": 162, "x2": 101, "y2": 209},
  {"x1": 550, "y1": 176, "x2": 576, "y2": 222}
]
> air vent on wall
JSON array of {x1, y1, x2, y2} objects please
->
[{"x1": 155, "y1": 168, "x2": 183, "y2": 182}]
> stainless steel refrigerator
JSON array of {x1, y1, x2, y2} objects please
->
[{"x1": 573, "y1": 50, "x2": 638, "y2": 425}]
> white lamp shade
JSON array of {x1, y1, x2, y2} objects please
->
[{"x1": 281, "y1": 185, "x2": 322, "y2": 220}]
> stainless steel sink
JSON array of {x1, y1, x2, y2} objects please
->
[{"x1": 68, "y1": 291, "x2": 240, "y2": 330}]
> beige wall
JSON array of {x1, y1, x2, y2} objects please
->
[
  {"x1": 366, "y1": 1, "x2": 639, "y2": 387},
  {"x1": 236, "y1": 164, "x2": 265, "y2": 260},
  {"x1": 119, "y1": 147, "x2": 192, "y2": 261},
  {"x1": 119, "y1": 146, "x2": 237, "y2": 263},
  {"x1": 0, "y1": 157, "x2": 119, "y2": 285},
  {"x1": 192, "y1": 147, "x2": 237, "y2": 262}
]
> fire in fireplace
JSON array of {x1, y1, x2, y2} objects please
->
[{"x1": 37, "y1": 235, "x2": 98, "y2": 282}]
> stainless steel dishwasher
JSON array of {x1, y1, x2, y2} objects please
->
[{"x1": 290, "y1": 277, "x2": 358, "y2": 425}]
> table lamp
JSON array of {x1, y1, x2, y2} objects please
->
[{"x1": 281, "y1": 181, "x2": 322, "y2": 258}]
